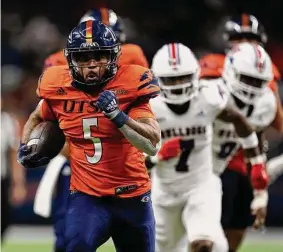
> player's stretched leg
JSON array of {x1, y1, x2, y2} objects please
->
[
  {"x1": 64, "y1": 191, "x2": 112, "y2": 252},
  {"x1": 53, "y1": 161, "x2": 71, "y2": 252},
  {"x1": 53, "y1": 216, "x2": 66, "y2": 252},
  {"x1": 150, "y1": 174, "x2": 188, "y2": 252},
  {"x1": 111, "y1": 191, "x2": 156, "y2": 252},
  {"x1": 184, "y1": 175, "x2": 228, "y2": 252},
  {"x1": 220, "y1": 169, "x2": 253, "y2": 252}
]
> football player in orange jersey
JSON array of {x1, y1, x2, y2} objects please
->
[
  {"x1": 200, "y1": 14, "x2": 283, "y2": 252},
  {"x1": 35, "y1": 8, "x2": 149, "y2": 252},
  {"x1": 44, "y1": 8, "x2": 148, "y2": 69},
  {"x1": 18, "y1": 20, "x2": 161, "y2": 252}
]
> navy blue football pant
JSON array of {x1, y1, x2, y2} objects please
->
[
  {"x1": 65, "y1": 190, "x2": 155, "y2": 252},
  {"x1": 52, "y1": 161, "x2": 71, "y2": 252}
]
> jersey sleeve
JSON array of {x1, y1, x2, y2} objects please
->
[
  {"x1": 136, "y1": 69, "x2": 160, "y2": 101},
  {"x1": 256, "y1": 89, "x2": 278, "y2": 130},
  {"x1": 133, "y1": 46, "x2": 149, "y2": 68},
  {"x1": 39, "y1": 99, "x2": 56, "y2": 121},
  {"x1": 36, "y1": 66, "x2": 59, "y2": 99},
  {"x1": 36, "y1": 68, "x2": 49, "y2": 98},
  {"x1": 128, "y1": 101, "x2": 156, "y2": 120},
  {"x1": 200, "y1": 79, "x2": 229, "y2": 118}
]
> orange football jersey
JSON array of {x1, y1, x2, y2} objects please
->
[
  {"x1": 118, "y1": 44, "x2": 149, "y2": 67},
  {"x1": 200, "y1": 53, "x2": 283, "y2": 174},
  {"x1": 37, "y1": 65, "x2": 160, "y2": 197},
  {"x1": 43, "y1": 44, "x2": 148, "y2": 69},
  {"x1": 199, "y1": 54, "x2": 225, "y2": 79},
  {"x1": 43, "y1": 50, "x2": 67, "y2": 69}
]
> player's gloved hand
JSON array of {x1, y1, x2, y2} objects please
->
[
  {"x1": 251, "y1": 189, "x2": 268, "y2": 230},
  {"x1": 96, "y1": 90, "x2": 129, "y2": 128},
  {"x1": 158, "y1": 137, "x2": 182, "y2": 161},
  {"x1": 250, "y1": 157, "x2": 269, "y2": 190},
  {"x1": 17, "y1": 143, "x2": 50, "y2": 168}
]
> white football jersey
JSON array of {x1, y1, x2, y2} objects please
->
[
  {"x1": 150, "y1": 79, "x2": 228, "y2": 193},
  {"x1": 213, "y1": 82, "x2": 277, "y2": 175}
]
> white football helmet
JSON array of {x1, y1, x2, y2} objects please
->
[
  {"x1": 151, "y1": 43, "x2": 200, "y2": 104},
  {"x1": 222, "y1": 42, "x2": 273, "y2": 104}
]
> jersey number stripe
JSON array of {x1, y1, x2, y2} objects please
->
[
  {"x1": 82, "y1": 118, "x2": 102, "y2": 164},
  {"x1": 218, "y1": 141, "x2": 237, "y2": 159},
  {"x1": 175, "y1": 139, "x2": 195, "y2": 172}
]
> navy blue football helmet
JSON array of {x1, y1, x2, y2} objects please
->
[
  {"x1": 64, "y1": 20, "x2": 121, "y2": 92},
  {"x1": 223, "y1": 14, "x2": 267, "y2": 46},
  {"x1": 80, "y1": 8, "x2": 126, "y2": 43}
]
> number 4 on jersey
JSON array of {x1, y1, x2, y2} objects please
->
[{"x1": 175, "y1": 139, "x2": 195, "y2": 172}]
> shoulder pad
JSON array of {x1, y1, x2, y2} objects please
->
[
  {"x1": 199, "y1": 53, "x2": 225, "y2": 79},
  {"x1": 255, "y1": 88, "x2": 277, "y2": 128},
  {"x1": 199, "y1": 78, "x2": 229, "y2": 113},
  {"x1": 118, "y1": 65, "x2": 160, "y2": 102},
  {"x1": 36, "y1": 66, "x2": 71, "y2": 99}
]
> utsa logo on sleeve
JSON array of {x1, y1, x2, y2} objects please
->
[{"x1": 37, "y1": 64, "x2": 159, "y2": 198}]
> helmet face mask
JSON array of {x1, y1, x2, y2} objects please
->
[
  {"x1": 223, "y1": 42, "x2": 273, "y2": 105},
  {"x1": 227, "y1": 72, "x2": 268, "y2": 104},
  {"x1": 151, "y1": 43, "x2": 200, "y2": 105},
  {"x1": 159, "y1": 74, "x2": 199, "y2": 104},
  {"x1": 65, "y1": 20, "x2": 121, "y2": 92}
]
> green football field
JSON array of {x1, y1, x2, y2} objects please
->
[{"x1": 2, "y1": 241, "x2": 283, "y2": 252}]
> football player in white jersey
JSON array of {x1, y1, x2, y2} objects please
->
[
  {"x1": 147, "y1": 43, "x2": 268, "y2": 252},
  {"x1": 212, "y1": 42, "x2": 276, "y2": 174},
  {"x1": 211, "y1": 42, "x2": 276, "y2": 242}
]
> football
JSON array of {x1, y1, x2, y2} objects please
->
[{"x1": 27, "y1": 121, "x2": 65, "y2": 159}]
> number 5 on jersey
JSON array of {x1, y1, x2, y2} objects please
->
[{"x1": 82, "y1": 118, "x2": 102, "y2": 164}]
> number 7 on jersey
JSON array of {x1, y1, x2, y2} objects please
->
[{"x1": 175, "y1": 139, "x2": 195, "y2": 172}]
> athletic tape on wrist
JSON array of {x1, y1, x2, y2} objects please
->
[
  {"x1": 250, "y1": 155, "x2": 265, "y2": 165},
  {"x1": 238, "y1": 132, "x2": 259, "y2": 149}
]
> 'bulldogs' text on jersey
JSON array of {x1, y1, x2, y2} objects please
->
[{"x1": 150, "y1": 79, "x2": 228, "y2": 193}]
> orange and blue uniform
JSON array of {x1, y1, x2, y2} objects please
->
[
  {"x1": 37, "y1": 65, "x2": 159, "y2": 197},
  {"x1": 42, "y1": 38, "x2": 149, "y2": 252},
  {"x1": 37, "y1": 64, "x2": 159, "y2": 251}
]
